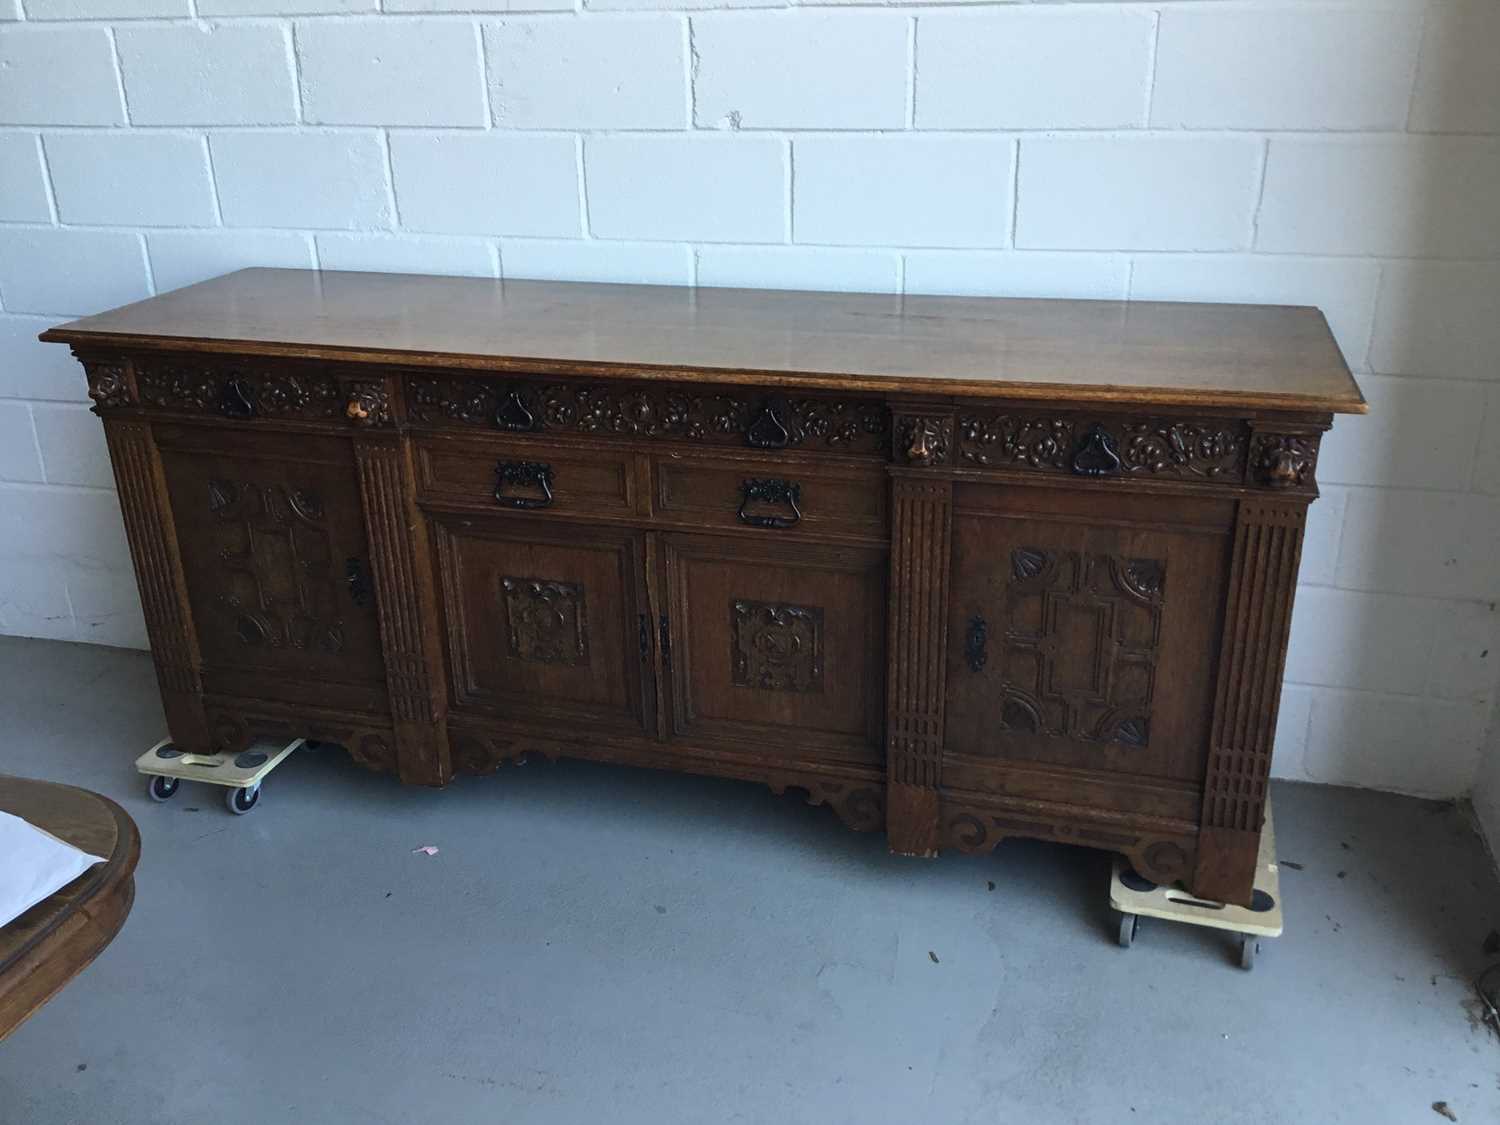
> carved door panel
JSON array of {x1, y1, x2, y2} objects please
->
[
  {"x1": 945, "y1": 488, "x2": 1232, "y2": 783},
  {"x1": 660, "y1": 534, "x2": 886, "y2": 765},
  {"x1": 157, "y1": 429, "x2": 386, "y2": 692},
  {"x1": 432, "y1": 516, "x2": 654, "y2": 737}
]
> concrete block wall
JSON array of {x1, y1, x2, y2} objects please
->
[{"x1": 1, "y1": 0, "x2": 1498, "y2": 818}]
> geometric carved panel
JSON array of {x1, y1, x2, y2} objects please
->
[
  {"x1": 207, "y1": 478, "x2": 344, "y2": 654},
  {"x1": 730, "y1": 599, "x2": 824, "y2": 693},
  {"x1": 997, "y1": 547, "x2": 1163, "y2": 748},
  {"x1": 500, "y1": 576, "x2": 589, "y2": 666}
]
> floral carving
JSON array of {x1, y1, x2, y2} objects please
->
[
  {"x1": 407, "y1": 378, "x2": 888, "y2": 454},
  {"x1": 959, "y1": 415, "x2": 1073, "y2": 469},
  {"x1": 959, "y1": 412, "x2": 1250, "y2": 482},
  {"x1": 1120, "y1": 421, "x2": 1244, "y2": 479},
  {"x1": 137, "y1": 360, "x2": 341, "y2": 421}
]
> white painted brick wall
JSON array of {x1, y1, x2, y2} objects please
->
[
  {"x1": 0, "y1": 26, "x2": 125, "y2": 125},
  {"x1": 115, "y1": 24, "x2": 299, "y2": 126},
  {"x1": 917, "y1": 9, "x2": 1155, "y2": 130},
  {"x1": 794, "y1": 136, "x2": 1012, "y2": 248},
  {"x1": 693, "y1": 12, "x2": 909, "y2": 130},
  {"x1": 0, "y1": 1, "x2": 1498, "y2": 828},
  {"x1": 486, "y1": 17, "x2": 687, "y2": 129},
  {"x1": 45, "y1": 133, "x2": 218, "y2": 227},
  {"x1": 297, "y1": 18, "x2": 487, "y2": 126}
]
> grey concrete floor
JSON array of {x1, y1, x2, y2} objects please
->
[{"x1": 0, "y1": 636, "x2": 1498, "y2": 1125}]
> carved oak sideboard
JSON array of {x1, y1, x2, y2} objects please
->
[{"x1": 42, "y1": 269, "x2": 1365, "y2": 906}]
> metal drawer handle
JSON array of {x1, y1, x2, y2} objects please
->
[
  {"x1": 494, "y1": 461, "x2": 554, "y2": 509},
  {"x1": 737, "y1": 478, "x2": 802, "y2": 529}
]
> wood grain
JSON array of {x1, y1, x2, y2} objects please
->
[
  {"x1": 0, "y1": 777, "x2": 140, "y2": 1041},
  {"x1": 42, "y1": 269, "x2": 1367, "y2": 414}
]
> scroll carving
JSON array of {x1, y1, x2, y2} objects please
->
[
  {"x1": 768, "y1": 777, "x2": 884, "y2": 833},
  {"x1": 942, "y1": 804, "x2": 1194, "y2": 886}
]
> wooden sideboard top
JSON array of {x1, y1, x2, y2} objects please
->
[{"x1": 42, "y1": 268, "x2": 1366, "y2": 414}]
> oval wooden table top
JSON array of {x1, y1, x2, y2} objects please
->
[{"x1": 0, "y1": 776, "x2": 140, "y2": 1041}]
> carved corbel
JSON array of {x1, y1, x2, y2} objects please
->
[
  {"x1": 1249, "y1": 432, "x2": 1321, "y2": 490},
  {"x1": 894, "y1": 412, "x2": 954, "y2": 466}
]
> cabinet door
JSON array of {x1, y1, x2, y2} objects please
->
[
  {"x1": 157, "y1": 428, "x2": 386, "y2": 694},
  {"x1": 660, "y1": 534, "x2": 886, "y2": 766},
  {"x1": 945, "y1": 487, "x2": 1233, "y2": 784},
  {"x1": 432, "y1": 516, "x2": 654, "y2": 738}
]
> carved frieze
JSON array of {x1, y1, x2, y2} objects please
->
[
  {"x1": 731, "y1": 599, "x2": 824, "y2": 693},
  {"x1": 137, "y1": 359, "x2": 342, "y2": 422},
  {"x1": 407, "y1": 378, "x2": 889, "y2": 454},
  {"x1": 958, "y1": 412, "x2": 1248, "y2": 481}
]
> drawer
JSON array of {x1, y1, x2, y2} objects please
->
[
  {"x1": 652, "y1": 451, "x2": 887, "y2": 541},
  {"x1": 414, "y1": 436, "x2": 638, "y2": 519}
]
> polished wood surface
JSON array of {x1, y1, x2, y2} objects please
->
[
  {"x1": 41, "y1": 269, "x2": 1367, "y2": 414},
  {"x1": 46, "y1": 270, "x2": 1355, "y2": 907},
  {"x1": 0, "y1": 776, "x2": 140, "y2": 1041}
]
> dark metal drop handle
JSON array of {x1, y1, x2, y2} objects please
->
[
  {"x1": 1071, "y1": 424, "x2": 1122, "y2": 477},
  {"x1": 220, "y1": 376, "x2": 256, "y2": 419},
  {"x1": 737, "y1": 478, "x2": 802, "y2": 529},
  {"x1": 494, "y1": 461, "x2": 554, "y2": 509}
]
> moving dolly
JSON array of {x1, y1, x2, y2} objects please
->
[
  {"x1": 135, "y1": 737, "x2": 305, "y2": 815},
  {"x1": 1110, "y1": 800, "x2": 1283, "y2": 971}
]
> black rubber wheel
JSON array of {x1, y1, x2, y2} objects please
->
[
  {"x1": 225, "y1": 784, "x2": 260, "y2": 815},
  {"x1": 147, "y1": 775, "x2": 179, "y2": 802}
]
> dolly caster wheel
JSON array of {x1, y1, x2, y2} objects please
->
[
  {"x1": 1116, "y1": 911, "x2": 1138, "y2": 948},
  {"x1": 1239, "y1": 935, "x2": 1259, "y2": 971},
  {"x1": 225, "y1": 784, "x2": 260, "y2": 815},
  {"x1": 147, "y1": 775, "x2": 179, "y2": 802}
]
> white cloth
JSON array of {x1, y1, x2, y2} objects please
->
[{"x1": 0, "y1": 810, "x2": 106, "y2": 930}]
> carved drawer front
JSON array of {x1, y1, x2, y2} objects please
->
[
  {"x1": 652, "y1": 452, "x2": 887, "y2": 542},
  {"x1": 660, "y1": 533, "x2": 886, "y2": 766},
  {"x1": 944, "y1": 485, "x2": 1234, "y2": 787},
  {"x1": 432, "y1": 516, "x2": 654, "y2": 737},
  {"x1": 155, "y1": 428, "x2": 387, "y2": 707},
  {"x1": 414, "y1": 436, "x2": 637, "y2": 520}
]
